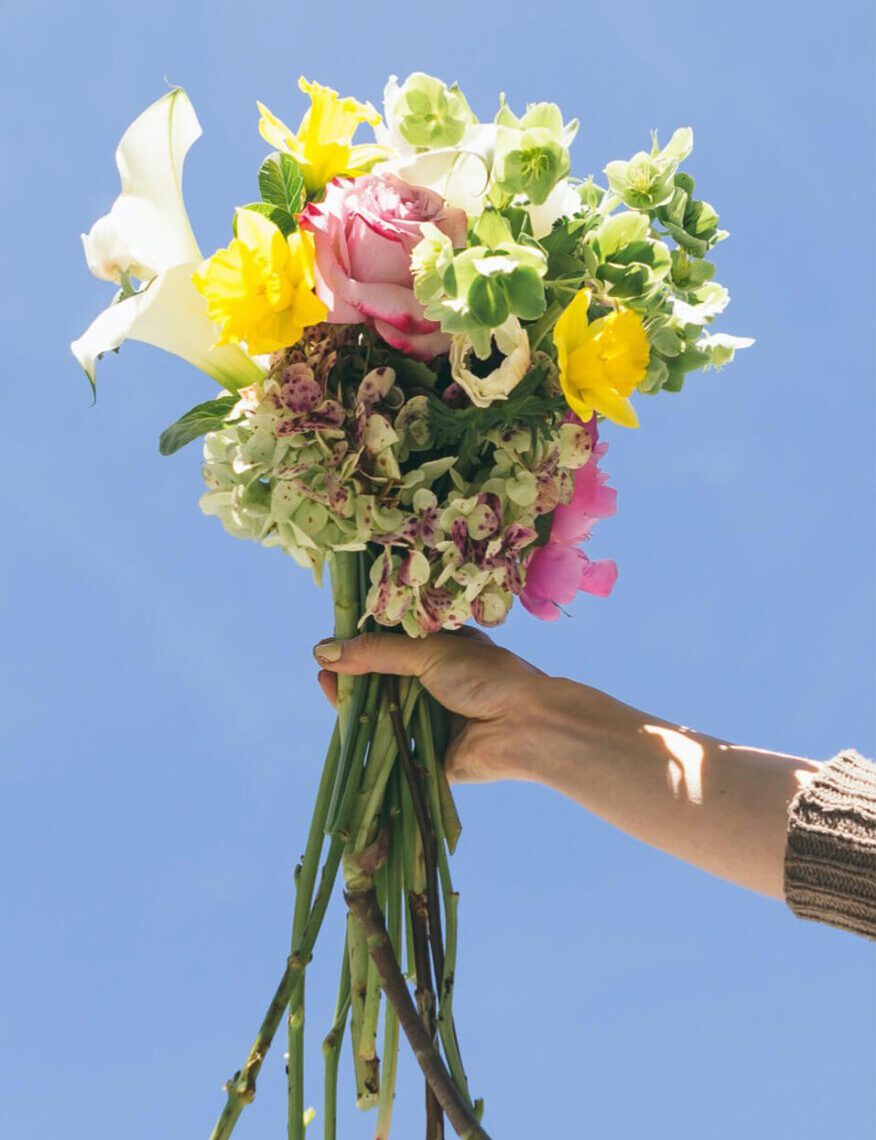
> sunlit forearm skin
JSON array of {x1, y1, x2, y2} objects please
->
[
  {"x1": 314, "y1": 632, "x2": 821, "y2": 901},
  {"x1": 514, "y1": 677, "x2": 820, "y2": 899}
]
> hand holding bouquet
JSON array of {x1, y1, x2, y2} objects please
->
[{"x1": 73, "y1": 72, "x2": 750, "y2": 1139}]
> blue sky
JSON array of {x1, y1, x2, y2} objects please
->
[{"x1": 1, "y1": 2, "x2": 874, "y2": 1138}]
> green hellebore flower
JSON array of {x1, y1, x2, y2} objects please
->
[
  {"x1": 604, "y1": 127, "x2": 694, "y2": 211},
  {"x1": 492, "y1": 95, "x2": 577, "y2": 206},
  {"x1": 386, "y1": 72, "x2": 475, "y2": 149},
  {"x1": 494, "y1": 127, "x2": 570, "y2": 205}
]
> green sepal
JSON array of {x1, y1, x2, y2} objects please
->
[
  {"x1": 503, "y1": 265, "x2": 546, "y2": 319},
  {"x1": 468, "y1": 275, "x2": 510, "y2": 327},
  {"x1": 159, "y1": 395, "x2": 239, "y2": 456},
  {"x1": 473, "y1": 209, "x2": 514, "y2": 248}
]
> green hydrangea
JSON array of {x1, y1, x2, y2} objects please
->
[{"x1": 198, "y1": 336, "x2": 593, "y2": 635}]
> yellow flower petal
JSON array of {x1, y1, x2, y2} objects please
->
[
  {"x1": 258, "y1": 79, "x2": 385, "y2": 193},
  {"x1": 192, "y1": 212, "x2": 326, "y2": 354},
  {"x1": 553, "y1": 288, "x2": 592, "y2": 357},
  {"x1": 558, "y1": 372, "x2": 596, "y2": 423},
  {"x1": 554, "y1": 289, "x2": 648, "y2": 429},
  {"x1": 585, "y1": 385, "x2": 640, "y2": 428}
]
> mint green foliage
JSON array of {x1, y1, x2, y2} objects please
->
[
  {"x1": 389, "y1": 73, "x2": 475, "y2": 149},
  {"x1": 235, "y1": 151, "x2": 305, "y2": 237},
  {"x1": 492, "y1": 96, "x2": 578, "y2": 205}
]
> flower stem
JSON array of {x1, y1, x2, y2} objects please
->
[
  {"x1": 375, "y1": 771, "x2": 402, "y2": 1140},
  {"x1": 414, "y1": 700, "x2": 472, "y2": 1109},
  {"x1": 345, "y1": 886, "x2": 491, "y2": 1140},
  {"x1": 348, "y1": 911, "x2": 380, "y2": 1107},
  {"x1": 287, "y1": 724, "x2": 342, "y2": 1140},
  {"x1": 329, "y1": 551, "x2": 361, "y2": 737},
  {"x1": 387, "y1": 677, "x2": 445, "y2": 990},
  {"x1": 527, "y1": 299, "x2": 565, "y2": 352},
  {"x1": 322, "y1": 938, "x2": 351, "y2": 1140},
  {"x1": 210, "y1": 690, "x2": 375, "y2": 1140}
]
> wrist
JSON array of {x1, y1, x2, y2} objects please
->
[{"x1": 513, "y1": 674, "x2": 644, "y2": 790}]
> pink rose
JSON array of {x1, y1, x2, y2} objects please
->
[
  {"x1": 521, "y1": 415, "x2": 619, "y2": 621},
  {"x1": 300, "y1": 174, "x2": 467, "y2": 361}
]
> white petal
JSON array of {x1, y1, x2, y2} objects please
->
[
  {"x1": 88, "y1": 88, "x2": 204, "y2": 283},
  {"x1": 377, "y1": 124, "x2": 497, "y2": 215},
  {"x1": 81, "y1": 214, "x2": 143, "y2": 283},
  {"x1": 672, "y1": 282, "x2": 730, "y2": 325},
  {"x1": 450, "y1": 316, "x2": 530, "y2": 407},
  {"x1": 698, "y1": 332, "x2": 755, "y2": 350},
  {"x1": 71, "y1": 263, "x2": 264, "y2": 390},
  {"x1": 525, "y1": 179, "x2": 582, "y2": 239}
]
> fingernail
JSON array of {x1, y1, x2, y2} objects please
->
[{"x1": 313, "y1": 640, "x2": 343, "y2": 664}]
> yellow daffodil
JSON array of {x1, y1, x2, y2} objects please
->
[
  {"x1": 553, "y1": 290, "x2": 649, "y2": 428},
  {"x1": 257, "y1": 77, "x2": 384, "y2": 193},
  {"x1": 192, "y1": 211, "x2": 327, "y2": 355}
]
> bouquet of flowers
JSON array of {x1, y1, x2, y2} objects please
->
[{"x1": 73, "y1": 73, "x2": 750, "y2": 1140}]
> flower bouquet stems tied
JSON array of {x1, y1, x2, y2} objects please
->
[{"x1": 73, "y1": 73, "x2": 750, "y2": 1138}]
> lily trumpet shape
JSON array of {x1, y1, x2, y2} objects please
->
[{"x1": 71, "y1": 88, "x2": 263, "y2": 391}]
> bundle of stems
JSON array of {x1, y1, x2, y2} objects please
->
[{"x1": 208, "y1": 550, "x2": 490, "y2": 1140}]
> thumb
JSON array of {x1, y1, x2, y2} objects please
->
[{"x1": 313, "y1": 631, "x2": 454, "y2": 681}]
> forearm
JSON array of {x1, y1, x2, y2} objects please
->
[{"x1": 521, "y1": 676, "x2": 820, "y2": 898}]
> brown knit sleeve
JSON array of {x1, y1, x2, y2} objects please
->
[{"x1": 785, "y1": 750, "x2": 876, "y2": 938}]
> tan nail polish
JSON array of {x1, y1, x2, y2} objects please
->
[{"x1": 313, "y1": 640, "x2": 342, "y2": 664}]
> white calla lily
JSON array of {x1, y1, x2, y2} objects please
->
[{"x1": 71, "y1": 88, "x2": 263, "y2": 391}]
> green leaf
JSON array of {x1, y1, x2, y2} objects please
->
[
  {"x1": 235, "y1": 202, "x2": 297, "y2": 237},
  {"x1": 640, "y1": 354, "x2": 670, "y2": 393},
  {"x1": 662, "y1": 220, "x2": 710, "y2": 257},
  {"x1": 159, "y1": 395, "x2": 239, "y2": 456},
  {"x1": 392, "y1": 356, "x2": 440, "y2": 390},
  {"x1": 503, "y1": 206, "x2": 534, "y2": 241},
  {"x1": 258, "y1": 151, "x2": 305, "y2": 215},
  {"x1": 663, "y1": 367, "x2": 686, "y2": 392},
  {"x1": 650, "y1": 326, "x2": 683, "y2": 357}
]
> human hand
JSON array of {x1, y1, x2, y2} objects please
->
[{"x1": 313, "y1": 631, "x2": 548, "y2": 783}]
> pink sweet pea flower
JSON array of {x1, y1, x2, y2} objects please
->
[
  {"x1": 300, "y1": 174, "x2": 466, "y2": 361},
  {"x1": 521, "y1": 415, "x2": 619, "y2": 621},
  {"x1": 550, "y1": 443, "x2": 617, "y2": 543}
]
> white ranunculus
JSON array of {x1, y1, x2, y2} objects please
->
[
  {"x1": 450, "y1": 316, "x2": 531, "y2": 408},
  {"x1": 71, "y1": 88, "x2": 262, "y2": 390}
]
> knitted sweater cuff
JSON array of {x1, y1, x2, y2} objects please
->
[{"x1": 785, "y1": 750, "x2": 876, "y2": 939}]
